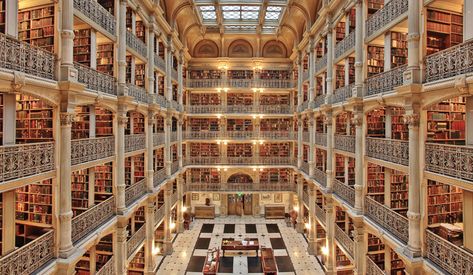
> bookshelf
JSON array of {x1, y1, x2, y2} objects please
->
[
  {"x1": 367, "y1": 46, "x2": 384, "y2": 77},
  {"x1": 227, "y1": 119, "x2": 253, "y2": 131},
  {"x1": 348, "y1": 57, "x2": 355, "y2": 84},
  {"x1": 228, "y1": 173, "x2": 253, "y2": 183},
  {"x1": 126, "y1": 7, "x2": 133, "y2": 31},
  {"x1": 75, "y1": 252, "x2": 91, "y2": 274},
  {"x1": 348, "y1": 157, "x2": 355, "y2": 186},
  {"x1": 390, "y1": 249, "x2": 406, "y2": 275},
  {"x1": 189, "y1": 118, "x2": 219, "y2": 132},
  {"x1": 228, "y1": 70, "x2": 253, "y2": 79},
  {"x1": 427, "y1": 97, "x2": 466, "y2": 145},
  {"x1": 367, "y1": 233, "x2": 385, "y2": 270},
  {"x1": 390, "y1": 170, "x2": 408, "y2": 216},
  {"x1": 336, "y1": 112, "x2": 354, "y2": 135},
  {"x1": 128, "y1": 246, "x2": 145, "y2": 274},
  {"x1": 125, "y1": 157, "x2": 132, "y2": 186},
  {"x1": 135, "y1": 64, "x2": 145, "y2": 87},
  {"x1": 71, "y1": 169, "x2": 89, "y2": 217},
  {"x1": 134, "y1": 206, "x2": 145, "y2": 229},
  {"x1": 426, "y1": 9, "x2": 463, "y2": 56},
  {"x1": 98, "y1": 0, "x2": 114, "y2": 14},
  {"x1": 96, "y1": 234, "x2": 113, "y2": 271},
  {"x1": 391, "y1": 32, "x2": 408, "y2": 68},
  {"x1": 16, "y1": 94, "x2": 53, "y2": 143},
  {"x1": 189, "y1": 93, "x2": 221, "y2": 105},
  {"x1": 18, "y1": 5, "x2": 55, "y2": 52},
  {"x1": 0, "y1": 194, "x2": 2, "y2": 254},
  {"x1": 367, "y1": 0, "x2": 383, "y2": 16},
  {"x1": 316, "y1": 76, "x2": 323, "y2": 96},
  {"x1": 335, "y1": 155, "x2": 346, "y2": 183},
  {"x1": 73, "y1": 29, "x2": 91, "y2": 66},
  {"x1": 427, "y1": 180, "x2": 462, "y2": 225},
  {"x1": 73, "y1": 106, "x2": 90, "y2": 140},
  {"x1": 315, "y1": 148, "x2": 326, "y2": 171},
  {"x1": 259, "y1": 168, "x2": 290, "y2": 184},
  {"x1": 391, "y1": 108, "x2": 408, "y2": 140},
  {"x1": 335, "y1": 207, "x2": 346, "y2": 229},
  {"x1": 260, "y1": 70, "x2": 291, "y2": 80},
  {"x1": 227, "y1": 143, "x2": 253, "y2": 157},
  {"x1": 190, "y1": 168, "x2": 220, "y2": 183},
  {"x1": 190, "y1": 143, "x2": 219, "y2": 157},
  {"x1": 130, "y1": 112, "x2": 145, "y2": 134},
  {"x1": 95, "y1": 163, "x2": 113, "y2": 203},
  {"x1": 302, "y1": 144, "x2": 309, "y2": 162},
  {"x1": 366, "y1": 109, "x2": 385, "y2": 138},
  {"x1": 189, "y1": 70, "x2": 222, "y2": 79},
  {"x1": 348, "y1": 9, "x2": 356, "y2": 32},
  {"x1": 335, "y1": 21, "x2": 346, "y2": 42},
  {"x1": 260, "y1": 118, "x2": 291, "y2": 132},
  {"x1": 154, "y1": 148, "x2": 165, "y2": 170},
  {"x1": 367, "y1": 163, "x2": 384, "y2": 203},
  {"x1": 336, "y1": 245, "x2": 351, "y2": 268},
  {"x1": 134, "y1": 154, "x2": 145, "y2": 183},
  {"x1": 172, "y1": 144, "x2": 178, "y2": 161},
  {"x1": 135, "y1": 21, "x2": 145, "y2": 42},
  {"x1": 260, "y1": 94, "x2": 290, "y2": 105},
  {"x1": 0, "y1": 94, "x2": 3, "y2": 144},
  {"x1": 126, "y1": 55, "x2": 132, "y2": 84},
  {"x1": 0, "y1": 0, "x2": 4, "y2": 34},
  {"x1": 155, "y1": 116, "x2": 164, "y2": 133},
  {"x1": 97, "y1": 43, "x2": 114, "y2": 75},
  {"x1": 227, "y1": 93, "x2": 253, "y2": 105},
  {"x1": 96, "y1": 107, "x2": 113, "y2": 137},
  {"x1": 259, "y1": 143, "x2": 290, "y2": 157},
  {"x1": 316, "y1": 116, "x2": 325, "y2": 133}
]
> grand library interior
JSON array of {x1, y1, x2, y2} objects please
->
[{"x1": 0, "y1": 0, "x2": 472, "y2": 274}]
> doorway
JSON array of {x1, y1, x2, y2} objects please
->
[{"x1": 227, "y1": 194, "x2": 252, "y2": 215}]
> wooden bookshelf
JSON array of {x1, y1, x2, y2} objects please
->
[
  {"x1": 190, "y1": 168, "x2": 220, "y2": 183},
  {"x1": 427, "y1": 97, "x2": 466, "y2": 145},
  {"x1": 96, "y1": 234, "x2": 113, "y2": 270},
  {"x1": 189, "y1": 93, "x2": 221, "y2": 105},
  {"x1": 391, "y1": 32, "x2": 408, "y2": 68},
  {"x1": 228, "y1": 70, "x2": 253, "y2": 79},
  {"x1": 134, "y1": 206, "x2": 145, "y2": 228},
  {"x1": 348, "y1": 57, "x2": 355, "y2": 84},
  {"x1": 94, "y1": 163, "x2": 113, "y2": 203},
  {"x1": 189, "y1": 118, "x2": 219, "y2": 132},
  {"x1": 347, "y1": 9, "x2": 356, "y2": 32},
  {"x1": 189, "y1": 70, "x2": 222, "y2": 79},
  {"x1": 336, "y1": 112, "x2": 354, "y2": 135},
  {"x1": 427, "y1": 180, "x2": 462, "y2": 225},
  {"x1": 190, "y1": 143, "x2": 219, "y2": 157},
  {"x1": 391, "y1": 108, "x2": 408, "y2": 140},
  {"x1": 260, "y1": 94, "x2": 290, "y2": 105},
  {"x1": 367, "y1": 234, "x2": 385, "y2": 270},
  {"x1": 390, "y1": 249, "x2": 406, "y2": 275},
  {"x1": 18, "y1": 5, "x2": 55, "y2": 52},
  {"x1": 335, "y1": 207, "x2": 346, "y2": 229},
  {"x1": 155, "y1": 116, "x2": 164, "y2": 133},
  {"x1": 98, "y1": 0, "x2": 114, "y2": 14},
  {"x1": 336, "y1": 245, "x2": 351, "y2": 268},
  {"x1": 128, "y1": 246, "x2": 145, "y2": 274},
  {"x1": 335, "y1": 155, "x2": 346, "y2": 183},
  {"x1": 367, "y1": 109, "x2": 385, "y2": 138},
  {"x1": 259, "y1": 143, "x2": 290, "y2": 157},
  {"x1": 315, "y1": 148, "x2": 326, "y2": 171},
  {"x1": 367, "y1": 0, "x2": 383, "y2": 16},
  {"x1": 227, "y1": 119, "x2": 253, "y2": 131},
  {"x1": 259, "y1": 168, "x2": 290, "y2": 184},
  {"x1": 154, "y1": 148, "x2": 165, "y2": 170},
  {"x1": 0, "y1": 194, "x2": 2, "y2": 254},
  {"x1": 73, "y1": 29, "x2": 91, "y2": 66},
  {"x1": 426, "y1": 9, "x2": 463, "y2": 56},
  {"x1": 157, "y1": 75, "x2": 165, "y2": 96},
  {"x1": 135, "y1": 64, "x2": 145, "y2": 87},
  {"x1": 260, "y1": 118, "x2": 291, "y2": 132},
  {"x1": 390, "y1": 170, "x2": 408, "y2": 216},
  {"x1": 0, "y1": 0, "x2": 5, "y2": 34},
  {"x1": 348, "y1": 157, "x2": 355, "y2": 186},
  {"x1": 130, "y1": 112, "x2": 145, "y2": 134},
  {"x1": 75, "y1": 252, "x2": 91, "y2": 274},
  {"x1": 126, "y1": 7, "x2": 133, "y2": 31},
  {"x1": 227, "y1": 93, "x2": 253, "y2": 105},
  {"x1": 72, "y1": 169, "x2": 89, "y2": 217},
  {"x1": 227, "y1": 143, "x2": 252, "y2": 157},
  {"x1": 73, "y1": 106, "x2": 90, "y2": 140},
  {"x1": 259, "y1": 70, "x2": 291, "y2": 80},
  {"x1": 135, "y1": 21, "x2": 145, "y2": 42},
  {"x1": 95, "y1": 107, "x2": 113, "y2": 137},
  {"x1": 172, "y1": 144, "x2": 178, "y2": 161},
  {"x1": 134, "y1": 154, "x2": 145, "y2": 182},
  {"x1": 367, "y1": 46, "x2": 384, "y2": 77},
  {"x1": 0, "y1": 94, "x2": 3, "y2": 144},
  {"x1": 126, "y1": 55, "x2": 132, "y2": 84},
  {"x1": 367, "y1": 163, "x2": 384, "y2": 203},
  {"x1": 16, "y1": 94, "x2": 53, "y2": 143},
  {"x1": 97, "y1": 43, "x2": 114, "y2": 75},
  {"x1": 335, "y1": 21, "x2": 346, "y2": 42}
]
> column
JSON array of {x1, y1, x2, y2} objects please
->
[
  {"x1": 89, "y1": 246, "x2": 97, "y2": 274},
  {"x1": 465, "y1": 1, "x2": 473, "y2": 40},
  {"x1": 325, "y1": 198, "x2": 336, "y2": 275},
  {"x1": 176, "y1": 175, "x2": 185, "y2": 233},
  {"x1": 404, "y1": 0, "x2": 421, "y2": 84},
  {"x1": 352, "y1": 221, "x2": 365, "y2": 275},
  {"x1": 178, "y1": 51, "x2": 184, "y2": 106},
  {"x1": 325, "y1": 25, "x2": 334, "y2": 102},
  {"x1": 2, "y1": 191, "x2": 15, "y2": 254},
  {"x1": 59, "y1": 0, "x2": 77, "y2": 81},
  {"x1": 90, "y1": 30, "x2": 98, "y2": 69},
  {"x1": 165, "y1": 37, "x2": 173, "y2": 101},
  {"x1": 404, "y1": 105, "x2": 421, "y2": 258},
  {"x1": 252, "y1": 194, "x2": 260, "y2": 217},
  {"x1": 297, "y1": 52, "x2": 304, "y2": 108},
  {"x1": 353, "y1": 0, "x2": 364, "y2": 97},
  {"x1": 144, "y1": 200, "x2": 156, "y2": 274},
  {"x1": 308, "y1": 112, "x2": 315, "y2": 176},
  {"x1": 297, "y1": 116, "x2": 303, "y2": 167},
  {"x1": 164, "y1": 115, "x2": 172, "y2": 176},
  {"x1": 464, "y1": 191, "x2": 473, "y2": 250},
  {"x1": 296, "y1": 177, "x2": 304, "y2": 233},
  {"x1": 384, "y1": 32, "x2": 392, "y2": 71},
  {"x1": 326, "y1": 112, "x2": 334, "y2": 191},
  {"x1": 177, "y1": 116, "x2": 183, "y2": 168},
  {"x1": 147, "y1": 112, "x2": 155, "y2": 191},
  {"x1": 5, "y1": 0, "x2": 18, "y2": 37},
  {"x1": 307, "y1": 186, "x2": 317, "y2": 255},
  {"x1": 353, "y1": 105, "x2": 363, "y2": 213},
  {"x1": 118, "y1": 0, "x2": 127, "y2": 93},
  {"x1": 116, "y1": 221, "x2": 128, "y2": 274},
  {"x1": 163, "y1": 187, "x2": 173, "y2": 254},
  {"x1": 116, "y1": 107, "x2": 127, "y2": 213},
  {"x1": 58, "y1": 110, "x2": 75, "y2": 258},
  {"x1": 147, "y1": 25, "x2": 155, "y2": 95},
  {"x1": 309, "y1": 37, "x2": 316, "y2": 102}
]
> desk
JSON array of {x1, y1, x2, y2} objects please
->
[
  {"x1": 265, "y1": 205, "x2": 285, "y2": 219},
  {"x1": 221, "y1": 238, "x2": 259, "y2": 257},
  {"x1": 261, "y1": 248, "x2": 277, "y2": 275},
  {"x1": 195, "y1": 205, "x2": 215, "y2": 219}
]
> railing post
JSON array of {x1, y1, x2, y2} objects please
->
[
  {"x1": 325, "y1": 198, "x2": 337, "y2": 275},
  {"x1": 144, "y1": 199, "x2": 156, "y2": 273},
  {"x1": 404, "y1": 0, "x2": 421, "y2": 84},
  {"x1": 354, "y1": 0, "x2": 364, "y2": 98},
  {"x1": 59, "y1": 0, "x2": 78, "y2": 82}
]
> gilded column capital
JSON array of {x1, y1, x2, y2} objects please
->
[
  {"x1": 60, "y1": 112, "x2": 75, "y2": 126},
  {"x1": 402, "y1": 113, "x2": 420, "y2": 127}
]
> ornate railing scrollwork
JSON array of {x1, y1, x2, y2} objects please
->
[
  {"x1": 170, "y1": 131, "x2": 178, "y2": 143},
  {"x1": 153, "y1": 133, "x2": 165, "y2": 147},
  {"x1": 125, "y1": 134, "x2": 146, "y2": 153},
  {"x1": 0, "y1": 230, "x2": 54, "y2": 274},
  {"x1": 315, "y1": 133, "x2": 327, "y2": 147},
  {"x1": 334, "y1": 135, "x2": 355, "y2": 153},
  {"x1": 185, "y1": 105, "x2": 223, "y2": 114},
  {"x1": 154, "y1": 54, "x2": 166, "y2": 72},
  {"x1": 184, "y1": 131, "x2": 220, "y2": 140},
  {"x1": 426, "y1": 230, "x2": 473, "y2": 275},
  {"x1": 125, "y1": 179, "x2": 147, "y2": 207},
  {"x1": 333, "y1": 179, "x2": 355, "y2": 207},
  {"x1": 155, "y1": 94, "x2": 167, "y2": 108},
  {"x1": 0, "y1": 32, "x2": 56, "y2": 80},
  {"x1": 73, "y1": 0, "x2": 116, "y2": 36},
  {"x1": 171, "y1": 68, "x2": 178, "y2": 81},
  {"x1": 365, "y1": 196, "x2": 408, "y2": 243},
  {"x1": 96, "y1": 256, "x2": 115, "y2": 275},
  {"x1": 314, "y1": 55, "x2": 327, "y2": 74},
  {"x1": 153, "y1": 168, "x2": 167, "y2": 188},
  {"x1": 366, "y1": 64, "x2": 407, "y2": 96},
  {"x1": 314, "y1": 168, "x2": 327, "y2": 188},
  {"x1": 126, "y1": 30, "x2": 147, "y2": 58},
  {"x1": 259, "y1": 105, "x2": 293, "y2": 114},
  {"x1": 332, "y1": 84, "x2": 355, "y2": 104},
  {"x1": 302, "y1": 132, "x2": 310, "y2": 143},
  {"x1": 335, "y1": 32, "x2": 355, "y2": 59},
  {"x1": 303, "y1": 191, "x2": 309, "y2": 206},
  {"x1": 315, "y1": 203, "x2": 326, "y2": 225},
  {"x1": 186, "y1": 79, "x2": 223, "y2": 89},
  {"x1": 425, "y1": 143, "x2": 473, "y2": 183},
  {"x1": 75, "y1": 62, "x2": 117, "y2": 96},
  {"x1": 0, "y1": 142, "x2": 55, "y2": 182},
  {"x1": 154, "y1": 205, "x2": 165, "y2": 226},
  {"x1": 186, "y1": 182, "x2": 296, "y2": 192},
  {"x1": 260, "y1": 131, "x2": 296, "y2": 140},
  {"x1": 301, "y1": 162, "x2": 310, "y2": 175},
  {"x1": 127, "y1": 224, "x2": 146, "y2": 258},
  {"x1": 366, "y1": 255, "x2": 385, "y2": 275},
  {"x1": 71, "y1": 136, "x2": 115, "y2": 165},
  {"x1": 127, "y1": 84, "x2": 148, "y2": 104},
  {"x1": 259, "y1": 79, "x2": 296, "y2": 89},
  {"x1": 366, "y1": 137, "x2": 409, "y2": 166},
  {"x1": 71, "y1": 196, "x2": 115, "y2": 243},
  {"x1": 335, "y1": 225, "x2": 354, "y2": 258},
  {"x1": 366, "y1": 0, "x2": 408, "y2": 38},
  {"x1": 171, "y1": 161, "x2": 179, "y2": 175},
  {"x1": 314, "y1": 95, "x2": 326, "y2": 108}
]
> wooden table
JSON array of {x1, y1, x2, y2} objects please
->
[
  {"x1": 221, "y1": 238, "x2": 259, "y2": 257},
  {"x1": 195, "y1": 205, "x2": 216, "y2": 219},
  {"x1": 261, "y1": 247, "x2": 277, "y2": 275}
]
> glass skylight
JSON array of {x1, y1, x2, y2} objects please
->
[{"x1": 194, "y1": 0, "x2": 288, "y2": 33}]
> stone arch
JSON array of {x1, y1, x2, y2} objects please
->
[
  {"x1": 262, "y1": 40, "x2": 287, "y2": 58},
  {"x1": 227, "y1": 173, "x2": 253, "y2": 184},
  {"x1": 193, "y1": 39, "x2": 219, "y2": 58},
  {"x1": 228, "y1": 39, "x2": 253, "y2": 58}
]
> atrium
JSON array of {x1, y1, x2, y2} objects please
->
[{"x1": 0, "y1": 0, "x2": 471, "y2": 274}]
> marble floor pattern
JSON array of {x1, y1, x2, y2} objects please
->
[{"x1": 156, "y1": 216, "x2": 324, "y2": 275}]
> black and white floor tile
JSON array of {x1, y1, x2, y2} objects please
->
[{"x1": 156, "y1": 217, "x2": 324, "y2": 275}]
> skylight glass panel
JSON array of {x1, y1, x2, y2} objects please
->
[
  {"x1": 199, "y1": 6, "x2": 217, "y2": 20},
  {"x1": 222, "y1": 5, "x2": 260, "y2": 20},
  {"x1": 265, "y1": 6, "x2": 282, "y2": 20}
]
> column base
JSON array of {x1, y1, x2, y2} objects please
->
[
  {"x1": 177, "y1": 220, "x2": 184, "y2": 233},
  {"x1": 163, "y1": 241, "x2": 173, "y2": 255},
  {"x1": 402, "y1": 245, "x2": 422, "y2": 259}
]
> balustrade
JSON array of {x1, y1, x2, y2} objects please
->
[
  {"x1": 125, "y1": 134, "x2": 146, "y2": 153},
  {"x1": 0, "y1": 32, "x2": 56, "y2": 80},
  {"x1": 71, "y1": 196, "x2": 115, "y2": 243},
  {"x1": 333, "y1": 179, "x2": 355, "y2": 207},
  {"x1": 228, "y1": 79, "x2": 253, "y2": 88},
  {"x1": 303, "y1": 191, "x2": 309, "y2": 206},
  {"x1": 260, "y1": 131, "x2": 296, "y2": 140},
  {"x1": 366, "y1": 255, "x2": 385, "y2": 275},
  {"x1": 184, "y1": 131, "x2": 220, "y2": 140},
  {"x1": 365, "y1": 0, "x2": 408, "y2": 38},
  {"x1": 366, "y1": 137, "x2": 409, "y2": 166},
  {"x1": 73, "y1": 0, "x2": 116, "y2": 36},
  {"x1": 154, "y1": 54, "x2": 166, "y2": 72},
  {"x1": 186, "y1": 79, "x2": 224, "y2": 89},
  {"x1": 75, "y1": 62, "x2": 117, "y2": 96},
  {"x1": 314, "y1": 133, "x2": 327, "y2": 147},
  {"x1": 170, "y1": 131, "x2": 178, "y2": 143},
  {"x1": 186, "y1": 182, "x2": 296, "y2": 192},
  {"x1": 71, "y1": 136, "x2": 115, "y2": 165},
  {"x1": 366, "y1": 65, "x2": 406, "y2": 97},
  {"x1": 171, "y1": 161, "x2": 180, "y2": 175},
  {"x1": 127, "y1": 84, "x2": 148, "y2": 104},
  {"x1": 259, "y1": 105, "x2": 293, "y2": 114},
  {"x1": 298, "y1": 101, "x2": 309, "y2": 113},
  {"x1": 364, "y1": 196, "x2": 408, "y2": 243},
  {"x1": 332, "y1": 84, "x2": 354, "y2": 104},
  {"x1": 335, "y1": 225, "x2": 354, "y2": 258},
  {"x1": 0, "y1": 142, "x2": 55, "y2": 183},
  {"x1": 314, "y1": 95, "x2": 326, "y2": 108},
  {"x1": 302, "y1": 132, "x2": 310, "y2": 143},
  {"x1": 0, "y1": 230, "x2": 54, "y2": 274},
  {"x1": 314, "y1": 168, "x2": 327, "y2": 188},
  {"x1": 125, "y1": 179, "x2": 147, "y2": 206},
  {"x1": 227, "y1": 131, "x2": 257, "y2": 140},
  {"x1": 259, "y1": 157, "x2": 296, "y2": 166},
  {"x1": 315, "y1": 203, "x2": 326, "y2": 225},
  {"x1": 335, "y1": 32, "x2": 355, "y2": 60},
  {"x1": 334, "y1": 135, "x2": 355, "y2": 153},
  {"x1": 185, "y1": 105, "x2": 223, "y2": 114},
  {"x1": 126, "y1": 30, "x2": 147, "y2": 58},
  {"x1": 153, "y1": 133, "x2": 165, "y2": 147},
  {"x1": 154, "y1": 205, "x2": 165, "y2": 226},
  {"x1": 96, "y1": 256, "x2": 115, "y2": 275},
  {"x1": 171, "y1": 191, "x2": 179, "y2": 206},
  {"x1": 426, "y1": 230, "x2": 473, "y2": 275},
  {"x1": 171, "y1": 69, "x2": 178, "y2": 81},
  {"x1": 155, "y1": 94, "x2": 168, "y2": 108},
  {"x1": 425, "y1": 143, "x2": 473, "y2": 183},
  {"x1": 127, "y1": 225, "x2": 146, "y2": 258},
  {"x1": 259, "y1": 79, "x2": 296, "y2": 89},
  {"x1": 153, "y1": 168, "x2": 167, "y2": 188},
  {"x1": 314, "y1": 55, "x2": 327, "y2": 74},
  {"x1": 301, "y1": 162, "x2": 310, "y2": 175}
]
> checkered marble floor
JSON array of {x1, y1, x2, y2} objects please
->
[{"x1": 156, "y1": 216, "x2": 324, "y2": 275}]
